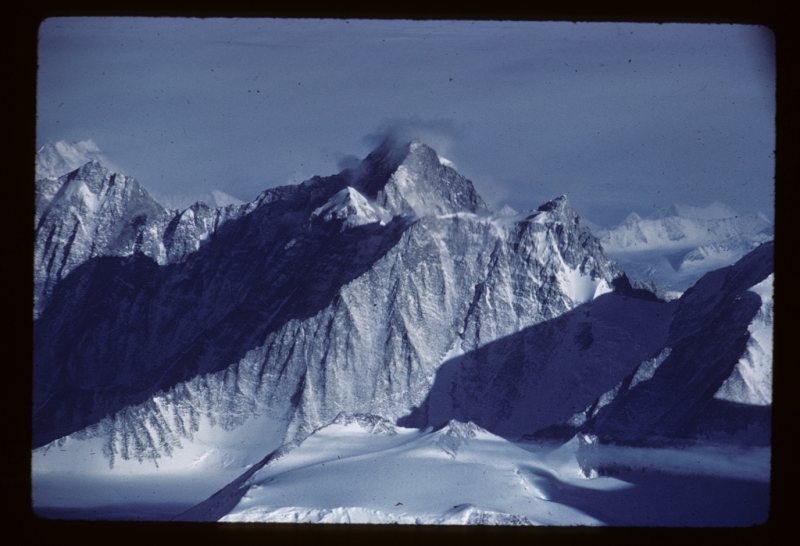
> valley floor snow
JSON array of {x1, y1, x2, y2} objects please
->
[
  {"x1": 33, "y1": 419, "x2": 770, "y2": 526},
  {"x1": 32, "y1": 410, "x2": 289, "y2": 517}
]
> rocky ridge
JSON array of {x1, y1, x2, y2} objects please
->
[{"x1": 34, "y1": 138, "x2": 630, "y2": 462}]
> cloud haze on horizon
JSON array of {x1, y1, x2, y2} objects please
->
[{"x1": 37, "y1": 18, "x2": 775, "y2": 227}]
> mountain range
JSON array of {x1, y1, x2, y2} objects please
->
[
  {"x1": 32, "y1": 138, "x2": 773, "y2": 524},
  {"x1": 596, "y1": 202, "x2": 773, "y2": 295}
]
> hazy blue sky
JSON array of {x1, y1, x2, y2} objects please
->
[{"x1": 37, "y1": 18, "x2": 775, "y2": 226}]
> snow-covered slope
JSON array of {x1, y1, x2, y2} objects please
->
[
  {"x1": 174, "y1": 415, "x2": 619, "y2": 525},
  {"x1": 595, "y1": 202, "x2": 773, "y2": 293},
  {"x1": 712, "y1": 272, "x2": 773, "y2": 406},
  {"x1": 537, "y1": 241, "x2": 774, "y2": 447},
  {"x1": 172, "y1": 412, "x2": 768, "y2": 526},
  {"x1": 153, "y1": 189, "x2": 247, "y2": 211}
]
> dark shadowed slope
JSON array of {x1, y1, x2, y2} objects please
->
[
  {"x1": 398, "y1": 289, "x2": 677, "y2": 440},
  {"x1": 534, "y1": 241, "x2": 774, "y2": 447},
  {"x1": 32, "y1": 145, "x2": 423, "y2": 448}
]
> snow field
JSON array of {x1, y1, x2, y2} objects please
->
[
  {"x1": 32, "y1": 408, "x2": 289, "y2": 511},
  {"x1": 209, "y1": 421, "x2": 631, "y2": 525},
  {"x1": 559, "y1": 264, "x2": 613, "y2": 304}
]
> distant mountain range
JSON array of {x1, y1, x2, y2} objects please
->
[{"x1": 596, "y1": 202, "x2": 773, "y2": 295}]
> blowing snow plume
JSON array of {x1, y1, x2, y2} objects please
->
[{"x1": 363, "y1": 118, "x2": 466, "y2": 160}]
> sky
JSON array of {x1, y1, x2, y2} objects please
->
[{"x1": 37, "y1": 18, "x2": 775, "y2": 227}]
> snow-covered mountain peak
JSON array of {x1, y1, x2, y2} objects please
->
[
  {"x1": 532, "y1": 195, "x2": 594, "y2": 228},
  {"x1": 330, "y1": 413, "x2": 398, "y2": 435},
  {"x1": 441, "y1": 419, "x2": 490, "y2": 439},
  {"x1": 311, "y1": 186, "x2": 389, "y2": 230},
  {"x1": 408, "y1": 138, "x2": 426, "y2": 151},
  {"x1": 536, "y1": 194, "x2": 571, "y2": 214},
  {"x1": 653, "y1": 201, "x2": 738, "y2": 221},
  {"x1": 35, "y1": 139, "x2": 109, "y2": 180},
  {"x1": 356, "y1": 137, "x2": 413, "y2": 178},
  {"x1": 531, "y1": 195, "x2": 589, "y2": 229},
  {"x1": 435, "y1": 420, "x2": 494, "y2": 458},
  {"x1": 621, "y1": 211, "x2": 642, "y2": 225},
  {"x1": 53, "y1": 160, "x2": 157, "y2": 211},
  {"x1": 33, "y1": 160, "x2": 178, "y2": 318},
  {"x1": 497, "y1": 204, "x2": 518, "y2": 217},
  {"x1": 68, "y1": 160, "x2": 111, "y2": 188},
  {"x1": 33, "y1": 137, "x2": 775, "y2": 523},
  {"x1": 345, "y1": 138, "x2": 488, "y2": 219},
  {"x1": 403, "y1": 140, "x2": 453, "y2": 171},
  {"x1": 42, "y1": 161, "x2": 118, "y2": 214},
  {"x1": 595, "y1": 200, "x2": 774, "y2": 293},
  {"x1": 526, "y1": 194, "x2": 587, "y2": 228},
  {"x1": 207, "y1": 189, "x2": 245, "y2": 208},
  {"x1": 33, "y1": 136, "x2": 630, "y2": 445}
]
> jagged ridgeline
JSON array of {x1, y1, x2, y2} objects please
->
[
  {"x1": 34, "y1": 137, "x2": 632, "y2": 456},
  {"x1": 35, "y1": 138, "x2": 669, "y2": 464}
]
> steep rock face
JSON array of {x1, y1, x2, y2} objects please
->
[
  {"x1": 538, "y1": 241, "x2": 774, "y2": 447},
  {"x1": 34, "y1": 162, "x2": 169, "y2": 318},
  {"x1": 353, "y1": 140, "x2": 489, "y2": 217},
  {"x1": 33, "y1": 161, "x2": 249, "y2": 318},
  {"x1": 278, "y1": 198, "x2": 621, "y2": 443},
  {"x1": 399, "y1": 289, "x2": 676, "y2": 439},
  {"x1": 33, "y1": 139, "x2": 627, "y2": 464}
]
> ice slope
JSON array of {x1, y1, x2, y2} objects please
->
[
  {"x1": 595, "y1": 202, "x2": 773, "y2": 292},
  {"x1": 175, "y1": 416, "x2": 626, "y2": 525}
]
